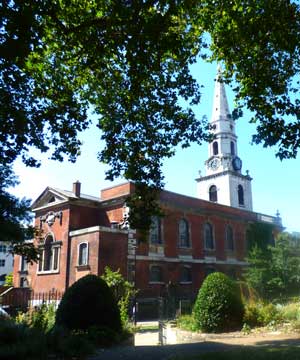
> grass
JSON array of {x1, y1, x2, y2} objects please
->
[
  {"x1": 172, "y1": 346, "x2": 300, "y2": 360},
  {"x1": 135, "y1": 324, "x2": 159, "y2": 333},
  {"x1": 176, "y1": 314, "x2": 198, "y2": 332}
]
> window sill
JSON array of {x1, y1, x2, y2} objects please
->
[
  {"x1": 37, "y1": 269, "x2": 60, "y2": 275},
  {"x1": 76, "y1": 265, "x2": 90, "y2": 271},
  {"x1": 149, "y1": 281, "x2": 164, "y2": 285},
  {"x1": 179, "y1": 281, "x2": 192, "y2": 285}
]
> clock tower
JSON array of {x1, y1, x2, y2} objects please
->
[{"x1": 196, "y1": 68, "x2": 253, "y2": 211}]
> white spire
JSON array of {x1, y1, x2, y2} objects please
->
[{"x1": 211, "y1": 66, "x2": 231, "y2": 123}]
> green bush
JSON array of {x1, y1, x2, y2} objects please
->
[
  {"x1": 0, "y1": 318, "x2": 48, "y2": 360},
  {"x1": 257, "y1": 303, "x2": 281, "y2": 326},
  {"x1": 101, "y1": 266, "x2": 138, "y2": 328},
  {"x1": 243, "y1": 302, "x2": 262, "y2": 327},
  {"x1": 176, "y1": 314, "x2": 198, "y2": 332},
  {"x1": 15, "y1": 303, "x2": 56, "y2": 333},
  {"x1": 55, "y1": 274, "x2": 121, "y2": 332},
  {"x1": 193, "y1": 272, "x2": 244, "y2": 333},
  {"x1": 281, "y1": 302, "x2": 300, "y2": 322}
]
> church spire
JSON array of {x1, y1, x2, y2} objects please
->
[
  {"x1": 211, "y1": 66, "x2": 231, "y2": 124},
  {"x1": 196, "y1": 66, "x2": 253, "y2": 211}
]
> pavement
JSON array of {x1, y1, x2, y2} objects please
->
[{"x1": 88, "y1": 322, "x2": 300, "y2": 360}]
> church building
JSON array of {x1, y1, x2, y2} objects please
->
[{"x1": 13, "y1": 70, "x2": 282, "y2": 315}]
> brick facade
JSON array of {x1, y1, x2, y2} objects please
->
[{"x1": 13, "y1": 181, "x2": 281, "y2": 305}]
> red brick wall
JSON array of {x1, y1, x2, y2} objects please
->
[
  {"x1": 69, "y1": 231, "x2": 100, "y2": 285},
  {"x1": 101, "y1": 182, "x2": 135, "y2": 200},
  {"x1": 98, "y1": 231, "x2": 128, "y2": 278},
  {"x1": 69, "y1": 204, "x2": 102, "y2": 230}
]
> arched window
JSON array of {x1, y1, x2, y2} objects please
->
[
  {"x1": 150, "y1": 265, "x2": 163, "y2": 283},
  {"x1": 213, "y1": 141, "x2": 219, "y2": 155},
  {"x1": 230, "y1": 141, "x2": 235, "y2": 155},
  {"x1": 43, "y1": 235, "x2": 53, "y2": 271},
  {"x1": 204, "y1": 223, "x2": 214, "y2": 250},
  {"x1": 150, "y1": 216, "x2": 162, "y2": 244},
  {"x1": 78, "y1": 243, "x2": 88, "y2": 266},
  {"x1": 38, "y1": 234, "x2": 60, "y2": 273},
  {"x1": 180, "y1": 266, "x2": 192, "y2": 283},
  {"x1": 238, "y1": 185, "x2": 244, "y2": 205},
  {"x1": 209, "y1": 185, "x2": 218, "y2": 202},
  {"x1": 179, "y1": 219, "x2": 190, "y2": 247},
  {"x1": 225, "y1": 225, "x2": 234, "y2": 251}
]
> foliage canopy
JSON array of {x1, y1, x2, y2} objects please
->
[
  {"x1": 1, "y1": 0, "x2": 300, "y2": 234},
  {"x1": 245, "y1": 232, "x2": 300, "y2": 300}
]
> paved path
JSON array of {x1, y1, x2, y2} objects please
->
[
  {"x1": 89, "y1": 341, "x2": 232, "y2": 360},
  {"x1": 89, "y1": 329, "x2": 300, "y2": 360}
]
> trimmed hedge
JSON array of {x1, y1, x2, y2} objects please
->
[
  {"x1": 193, "y1": 272, "x2": 244, "y2": 333},
  {"x1": 55, "y1": 274, "x2": 121, "y2": 332}
]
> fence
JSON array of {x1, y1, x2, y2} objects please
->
[{"x1": 0, "y1": 287, "x2": 64, "y2": 313}]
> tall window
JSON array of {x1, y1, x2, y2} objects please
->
[
  {"x1": 225, "y1": 225, "x2": 234, "y2": 251},
  {"x1": 149, "y1": 216, "x2": 162, "y2": 244},
  {"x1": 213, "y1": 141, "x2": 219, "y2": 155},
  {"x1": 20, "y1": 256, "x2": 28, "y2": 272},
  {"x1": 20, "y1": 277, "x2": 28, "y2": 288},
  {"x1": 78, "y1": 243, "x2": 88, "y2": 266},
  {"x1": 204, "y1": 223, "x2": 214, "y2": 250},
  {"x1": 150, "y1": 265, "x2": 163, "y2": 283},
  {"x1": 230, "y1": 141, "x2": 235, "y2": 155},
  {"x1": 180, "y1": 266, "x2": 192, "y2": 283},
  {"x1": 209, "y1": 185, "x2": 218, "y2": 202},
  {"x1": 179, "y1": 219, "x2": 190, "y2": 247},
  {"x1": 238, "y1": 185, "x2": 244, "y2": 206},
  {"x1": 38, "y1": 234, "x2": 60, "y2": 273}
]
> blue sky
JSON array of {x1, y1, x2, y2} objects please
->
[{"x1": 11, "y1": 60, "x2": 300, "y2": 233}]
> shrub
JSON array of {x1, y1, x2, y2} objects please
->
[
  {"x1": 257, "y1": 303, "x2": 281, "y2": 326},
  {"x1": 0, "y1": 317, "x2": 47, "y2": 360},
  {"x1": 15, "y1": 303, "x2": 56, "y2": 333},
  {"x1": 55, "y1": 274, "x2": 121, "y2": 332},
  {"x1": 101, "y1": 267, "x2": 138, "y2": 328},
  {"x1": 243, "y1": 302, "x2": 262, "y2": 327},
  {"x1": 281, "y1": 302, "x2": 300, "y2": 322},
  {"x1": 193, "y1": 272, "x2": 244, "y2": 333},
  {"x1": 176, "y1": 314, "x2": 198, "y2": 332}
]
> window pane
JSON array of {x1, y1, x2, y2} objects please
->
[
  {"x1": 231, "y1": 141, "x2": 235, "y2": 155},
  {"x1": 20, "y1": 256, "x2": 28, "y2": 272},
  {"x1": 226, "y1": 226, "x2": 234, "y2": 251},
  {"x1": 204, "y1": 223, "x2": 214, "y2": 249},
  {"x1": 179, "y1": 219, "x2": 189, "y2": 247},
  {"x1": 213, "y1": 141, "x2": 219, "y2": 155},
  {"x1": 181, "y1": 267, "x2": 192, "y2": 282},
  {"x1": 209, "y1": 185, "x2": 218, "y2": 202},
  {"x1": 238, "y1": 185, "x2": 244, "y2": 205},
  {"x1": 53, "y1": 247, "x2": 59, "y2": 270},
  {"x1": 150, "y1": 266, "x2": 162, "y2": 282},
  {"x1": 79, "y1": 243, "x2": 88, "y2": 266},
  {"x1": 38, "y1": 251, "x2": 44, "y2": 272},
  {"x1": 150, "y1": 217, "x2": 162, "y2": 244}
]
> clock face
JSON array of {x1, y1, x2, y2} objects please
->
[
  {"x1": 208, "y1": 158, "x2": 220, "y2": 170},
  {"x1": 232, "y1": 156, "x2": 242, "y2": 171}
]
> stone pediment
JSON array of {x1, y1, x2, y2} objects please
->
[{"x1": 31, "y1": 187, "x2": 73, "y2": 211}]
